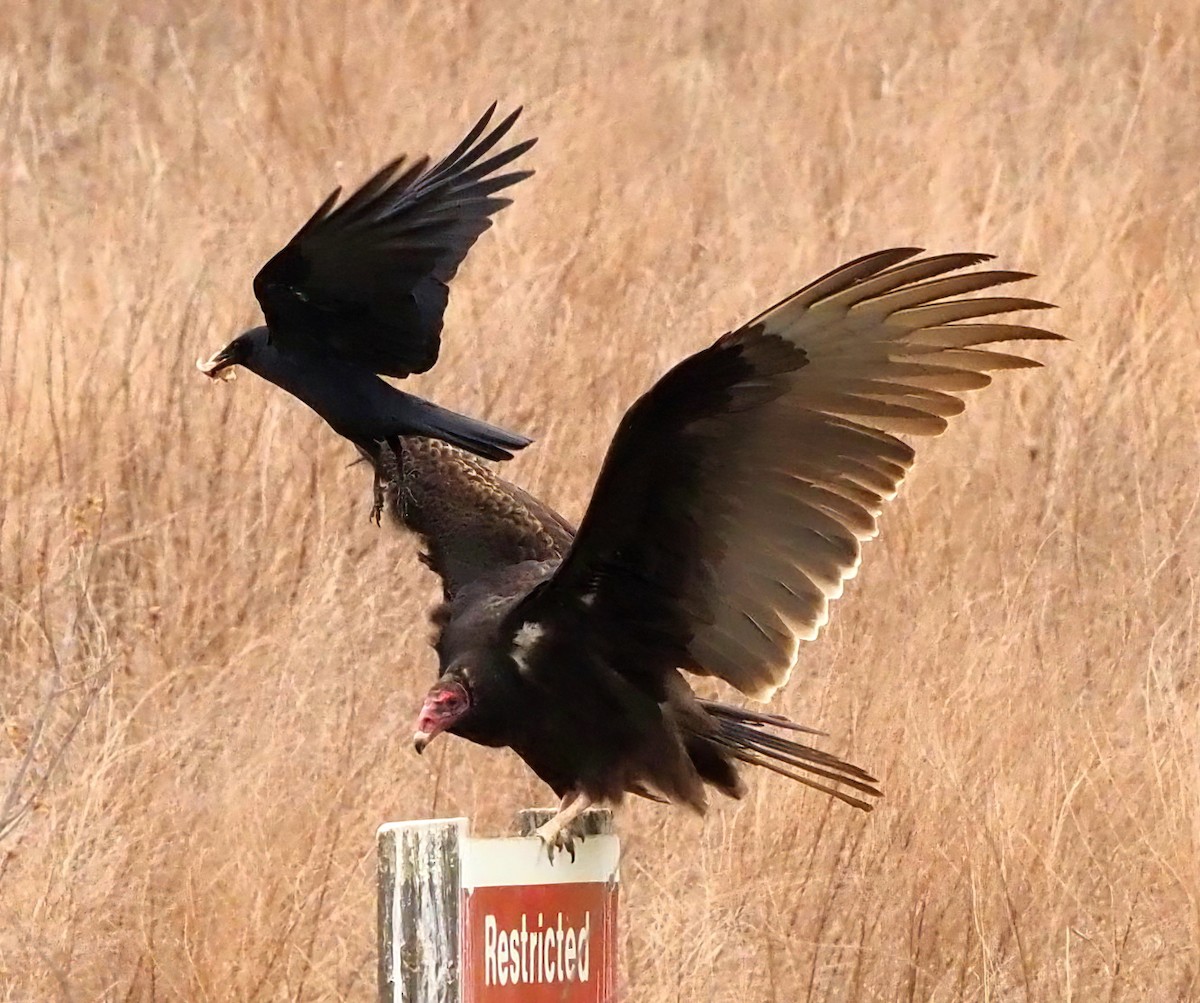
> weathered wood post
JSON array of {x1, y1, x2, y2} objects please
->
[{"x1": 378, "y1": 810, "x2": 619, "y2": 1003}]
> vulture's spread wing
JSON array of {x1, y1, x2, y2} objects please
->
[
  {"x1": 509, "y1": 249, "x2": 1063, "y2": 700},
  {"x1": 253, "y1": 105, "x2": 535, "y2": 377},
  {"x1": 384, "y1": 438, "x2": 574, "y2": 599}
]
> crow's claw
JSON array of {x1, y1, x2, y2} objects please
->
[{"x1": 369, "y1": 483, "x2": 385, "y2": 526}]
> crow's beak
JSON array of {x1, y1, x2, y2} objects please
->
[
  {"x1": 413, "y1": 730, "x2": 434, "y2": 755},
  {"x1": 196, "y1": 349, "x2": 238, "y2": 382}
]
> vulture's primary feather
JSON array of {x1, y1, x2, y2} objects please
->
[{"x1": 399, "y1": 248, "x2": 1063, "y2": 859}]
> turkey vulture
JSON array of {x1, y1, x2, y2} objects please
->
[
  {"x1": 198, "y1": 104, "x2": 536, "y2": 521},
  {"x1": 401, "y1": 248, "x2": 1062, "y2": 858}
]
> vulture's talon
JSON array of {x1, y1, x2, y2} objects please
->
[{"x1": 533, "y1": 818, "x2": 577, "y2": 865}]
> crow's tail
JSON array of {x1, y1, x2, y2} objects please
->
[
  {"x1": 700, "y1": 700, "x2": 882, "y2": 811},
  {"x1": 403, "y1": 396, "x2": 532, "y2": 462}
]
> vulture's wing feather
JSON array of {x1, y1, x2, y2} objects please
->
[
  {"x1": 509, "y1": 249, "x2": 1063, "y2": 700},
  {"x1": 253, "y1": 105, "x2": 535, "y2": 377},
  {"x1": 381, "y1": 438, "x2": 574, "y2": 599}
]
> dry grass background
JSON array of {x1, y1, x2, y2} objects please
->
[{"x1": 2, "y1": 0, "x2": 1199, "y2": 999}]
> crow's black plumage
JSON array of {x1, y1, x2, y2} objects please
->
[
  {"x1": 398, "y1": 248, "x2": 1062, "y2": 858},
  {"x1": 198, "y1": 105, "x2": 535, "y2": 520}
]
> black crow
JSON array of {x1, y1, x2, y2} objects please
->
[{"x1": 198, "y1": 104, "x2": 535, "y2": 521}]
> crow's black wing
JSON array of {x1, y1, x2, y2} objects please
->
[
  {"x1": 254, "y1": 105, "x2": 535, "y2": 377},
  {"x1": 505, "y1": 249, "x2": 1062, "y2": 701}
]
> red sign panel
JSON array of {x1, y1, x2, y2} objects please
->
[{"x1": 462, "y1": 881, "x2": 618, "y2": 1002}]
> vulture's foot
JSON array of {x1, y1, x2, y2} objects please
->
[
  {"x1": 532, "y1": 791, "x2": 593, "y2": 865},
  {"x1": 533, "y1": 817, "x2": 580, "y2": 864}
]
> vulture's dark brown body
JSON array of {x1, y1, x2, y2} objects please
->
[
  {"x1": 383, "y1": 440, "x2": 880, "y2": 813},
  {"x1": 394, "y1": 248, "x2": 1062, "y2": 833}
]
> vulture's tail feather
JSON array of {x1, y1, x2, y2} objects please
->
[
  {"x1": 402, "y1": 397, "x2": 532, "y2": 462},
  {"x1": 703, "y1": 701, "x2": 881, "y2": 811}
]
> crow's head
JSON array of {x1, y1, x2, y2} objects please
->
[{"x1": 196, "y1": 325, "x2": 269, "y2": 381}]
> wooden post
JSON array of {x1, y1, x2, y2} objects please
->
[
  {"x1": 513, "y1": 808, "x2": 614, "y2": 839},
  {"x1": 378, "y1": 812, "x2": 620, "y2": 1003},
  {"x1": 378, "y1": 818, "x2": 466, "y2": 1003}
]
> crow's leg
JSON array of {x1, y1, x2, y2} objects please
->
[
  {"x1": 369, "y1": 463, "x2": 385, "y2": 526},
  {"x1": 354, "y1": 439, "x2": 386, "y2": 526},
  {"x1": 385, "y1": 436, "x2": 413, "y2": 519},
  {"x1": 533, "y1": 791, "x2": 594, "y2": 864},
  {"x1": 350, "y1": 436, "x2": 388, "y2": 525}
]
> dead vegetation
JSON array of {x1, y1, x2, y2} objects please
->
[{"x1": 2, "y1": 0, "x2": 1198, "y2": 999}]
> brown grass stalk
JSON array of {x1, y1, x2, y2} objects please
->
[{"x1": 3, "y1": 0, "x2": 1199, "y2": 999}]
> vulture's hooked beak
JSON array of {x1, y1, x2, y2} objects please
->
[
  {"x1": 195, "y1": 348, "x2": 238, "y2": 382},
  {"x1": 413, "y1": 719, "x2": 449, "y2": 755},
  {"x1": 413, "y1": 681, "x2": 469, "y2": 755}
]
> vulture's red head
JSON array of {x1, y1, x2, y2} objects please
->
[{"x1": 413, "y1": 680, "x2": 470, "y2": 753}]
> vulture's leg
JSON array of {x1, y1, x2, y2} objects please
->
[{"x1": 533, "y1": 791, "x2": 594, "y2": 864}]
